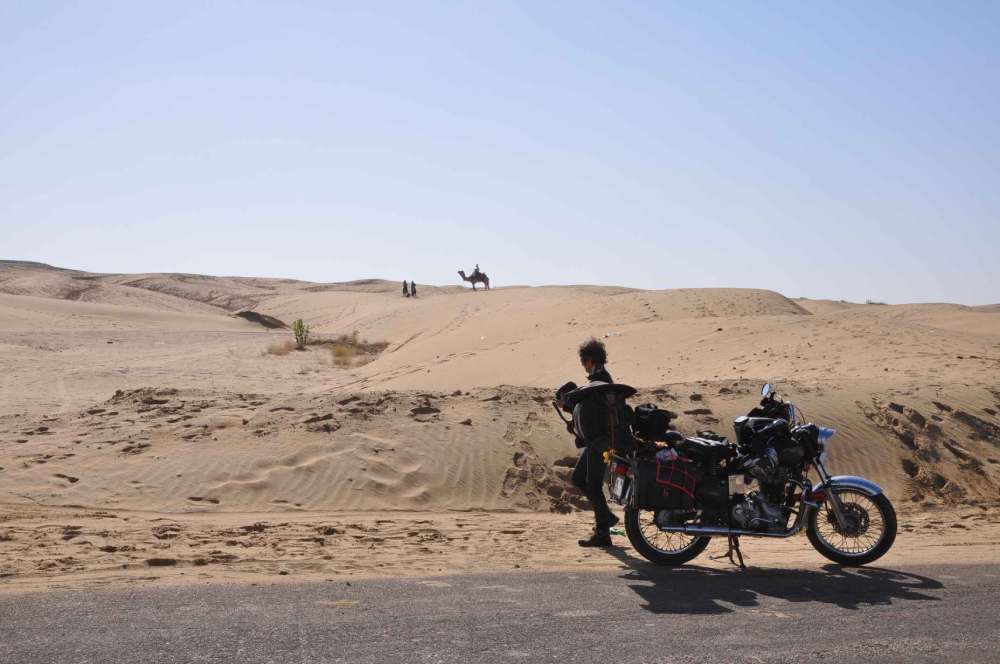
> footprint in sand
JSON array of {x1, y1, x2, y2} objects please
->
[
  {"x1": 503, "y1": 421, "x2": 533, "y2": 442},
  {"x1": 145, "y1": 558, "x2": 177, "y2": 567},
  {"x1": 152, "y1": 524, "x2": 182, "y2": 540}
]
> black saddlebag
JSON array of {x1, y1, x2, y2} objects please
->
[
  {"x1": 633, "y1": 458, "x2": 698, "y2": 509},
  {"x1": 632, "y1": 404, "x2": 678, "y2": 442}
]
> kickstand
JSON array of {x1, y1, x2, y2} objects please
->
[{"x1": 711, "y1": 535, "x2": 747, "y2": 569}]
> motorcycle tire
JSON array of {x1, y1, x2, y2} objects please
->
[
  {"x1": 624, "y1": 507, "x2": 711, "y2": 566},
  {"x1": 806, "y1": 490, "x2": 897, "y2": 566}
]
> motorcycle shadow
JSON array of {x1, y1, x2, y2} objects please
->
[{"x1": 602, "y1": 547, "x2": 944, "y2": 615}]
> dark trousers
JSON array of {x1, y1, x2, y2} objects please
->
[{"x1": 571, "y1": 445, "x2": 614, "y2": 530}]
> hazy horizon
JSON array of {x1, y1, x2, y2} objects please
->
[
  {"x1": 3, "y1": 256, "x2": 996, "y2": 307},
  {"x1": 3, "y1": 2, "x2": 999, "y2": 305}
]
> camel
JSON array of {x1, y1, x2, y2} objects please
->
[{"x1": 458, "y1": 269, "x2": 490, "y2": 291}]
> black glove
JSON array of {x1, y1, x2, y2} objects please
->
[{"x1": 555, "y1": 381, "x2": 578, "y2": 412}]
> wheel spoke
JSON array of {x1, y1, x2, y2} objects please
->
[
  {"x1": 637, "y1": 510, "x2": 700, "y2": 554},
  {"x1": 815, "y1": 490, "x2": 886, "y2": 556}
]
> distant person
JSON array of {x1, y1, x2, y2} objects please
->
[
  {"x1": 473, "y1": 263, "x2": 481, "y2": 277},
  {"x1": 566, "y1": 338, "x2": 618, "y2": 547},
  {"x1": 410, "y1": 281, "x2": 417, "y2": 298},
  {"x1": 402, "y1": 280, "x2": 410, "y2": 297}
]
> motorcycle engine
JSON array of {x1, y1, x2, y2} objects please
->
[{"x1": 731, "y1": 491, "x2": 786, "y2": 531}]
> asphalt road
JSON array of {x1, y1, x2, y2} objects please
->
[{"x1": 2, "y1": 560, "x2": 999, "y2": 663}]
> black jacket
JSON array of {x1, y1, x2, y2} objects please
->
[
  {"x1": 589, "y1": 367, "x2": 612, "y2": 384},
  {"x1": 573, "y1": 367, "x2": 614, "y2": 448}
]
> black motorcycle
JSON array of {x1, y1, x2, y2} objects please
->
[{"x1": 600, "y1": 383, "x2": 897, "y2": 567}]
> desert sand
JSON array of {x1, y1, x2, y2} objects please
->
[{"x1": 1, "y1": 260, "x2": 998, "y2": 592}]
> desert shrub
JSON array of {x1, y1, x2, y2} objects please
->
[
  {"x1": 292, "y1": 319, "x2": 310, "y2": 349},
  {"x1": 265, "y1": 340, "x2": 296, "y2": 356},
  {"x1": 332, "y1": 344, "x2": 354, "y2": 367},
  {"x1": 309, "y1": 331, "x2": 388, "y2": 354},
  {"x1": 307, "y1": 329, "x2": 389, "y2": 368}
]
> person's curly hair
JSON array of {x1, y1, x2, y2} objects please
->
[{"x1": 578, "y1": 338, "x2": 607, "y2": 366}]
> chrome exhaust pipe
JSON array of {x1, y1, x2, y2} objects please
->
[
  {"x1": 660, "y1": 512, "x2": 810, "y2": 539},
  {"x1": 660, "y1": 524, "x2": 800, "y2": 538}
]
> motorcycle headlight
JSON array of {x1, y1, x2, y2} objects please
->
[{"x1": 816, "y1": 428, "x2": 835, "y2": 466}]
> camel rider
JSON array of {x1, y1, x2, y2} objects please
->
[
  {"x1": 566, "y1": 338, "x2": 619, "y2": 547},
  {"x1": 473, "y1": 264, "x2": 481, "y2": 278}
]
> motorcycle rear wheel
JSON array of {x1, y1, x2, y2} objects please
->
[
  {"x1": 624, "y1": 507, "x2": 710, "y2": 566},
  {"x1": 806, "y1": 489, "x2": 897, "y2": 566}
]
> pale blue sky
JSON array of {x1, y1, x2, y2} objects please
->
[{"x1": 2, "y1": 2, "x2": 998, "y2": 304}]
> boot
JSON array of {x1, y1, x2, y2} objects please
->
[{"x1": 578, "y1": 529, "x2": 613, "y2": 548}]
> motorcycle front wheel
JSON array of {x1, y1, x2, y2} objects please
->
[
  {"x1": 806, "y1": 488, "x2": 897, "y2": 566},
  {"x1": 624, "y1": 508, "x2": 710, "y2": 566}
]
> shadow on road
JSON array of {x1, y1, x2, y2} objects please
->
[{"x1": 601, "y1": 546, "x2": 944, "y2": 614}]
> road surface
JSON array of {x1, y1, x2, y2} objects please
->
[{"x1": 3, "y1": 562, "x2": 999, "y2": 663}]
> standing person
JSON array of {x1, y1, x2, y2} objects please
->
[
  {"x1": 568, "y1": 338, "x2": 618, "y2": 547},
  {"x1": 402, "y1": 280, "x2": 410, "y2": 297},
  {"x1": 410, "y1": 280, "x2": 417, "y2": 298}
]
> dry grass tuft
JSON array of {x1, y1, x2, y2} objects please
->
[
  {"x1": 309, "y1": 331, "x2": 389, "y2": 368},
  {"x1": 310, "y1": 331, "x2": 389, "y2": 354},
  {"x1": 332, "y1": 344, "x2": 354, "y2": 367},
  {"x1": 264, "y1": 330, "x2": 387, "y2": 367},
  {"x1": 265, "y1": 340, "x2": 297, "y2": 356}
]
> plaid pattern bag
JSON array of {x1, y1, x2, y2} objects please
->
[
  {"x1": 654, "y1": 459, "x2": 697, "y2": 498},
  {"x1": 634, "y1": 458, "x2": 698, "y2": 509}
]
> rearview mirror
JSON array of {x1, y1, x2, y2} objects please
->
[{"x1": 761, "y1": 383, "x2": 773, "y2": 398}]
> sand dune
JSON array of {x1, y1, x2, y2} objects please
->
[{"x1": 1, "y1": 261, "x2": 998, "y2": 590}]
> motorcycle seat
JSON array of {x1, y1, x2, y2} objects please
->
[{"x1": 677, "y1": 436, "x2": 733, "y2": 461}]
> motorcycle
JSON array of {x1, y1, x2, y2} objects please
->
[{"x1": 572, "y1": 382, "x2": 897, "y2": 567}]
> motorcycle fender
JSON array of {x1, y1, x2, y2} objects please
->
[{"x1": 808, "y1": 475, "x2": 884, "y2": 501}]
